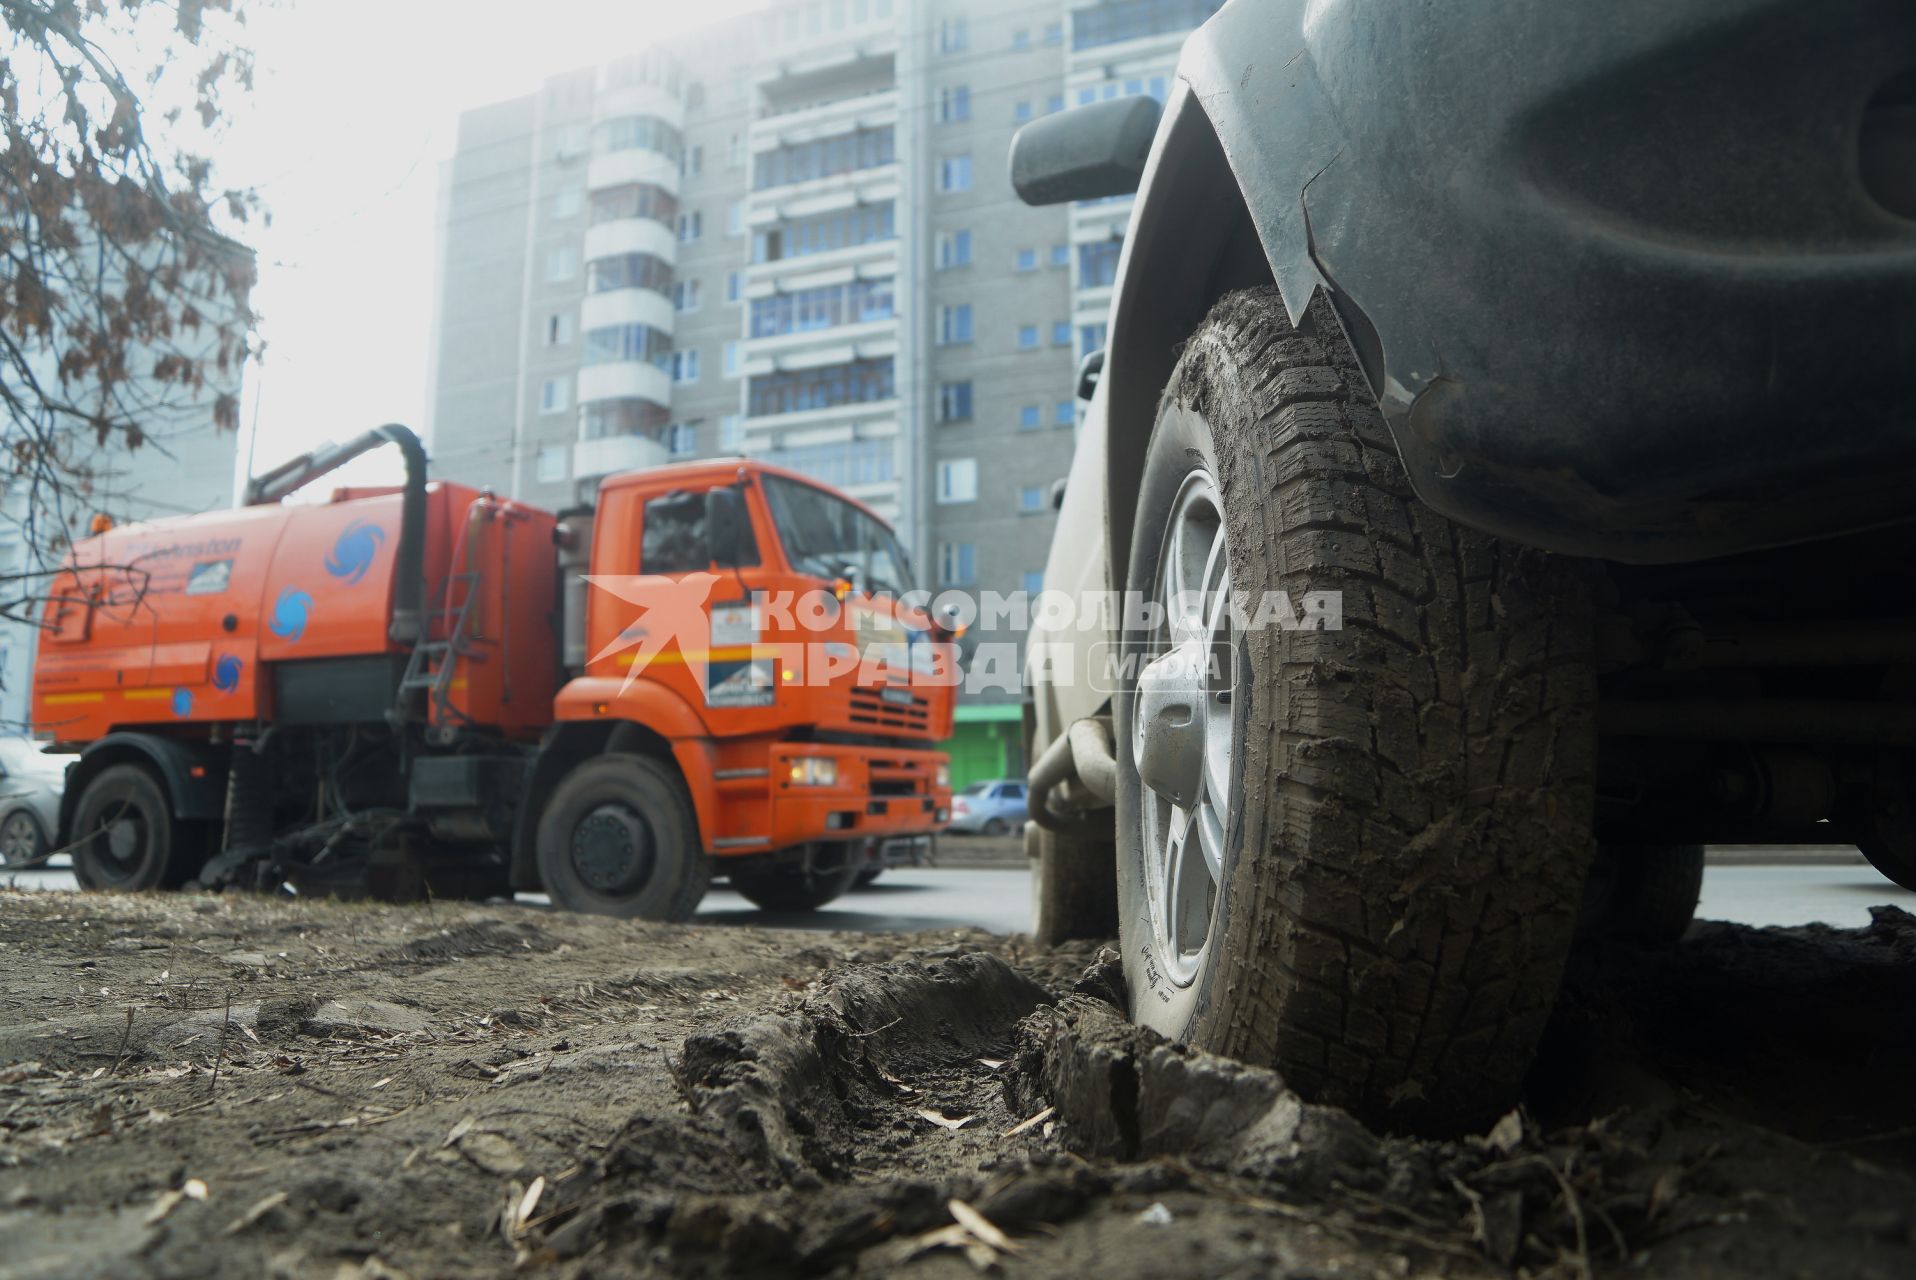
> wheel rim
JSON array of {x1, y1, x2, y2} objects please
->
[
  {"x1": 570, "y1": 803, "x2": 656, "y2": 895},
  {"x1": 1133, "y1": 468, "x2": 1235, "y2": 987},
  {"x1": 88, "y1": 799, "x2": 150, "y2": 878},
  {"x1": 1, "y1": 814, "x2": 36, "y2": 864}
]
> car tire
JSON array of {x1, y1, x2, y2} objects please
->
[
  {"x1": 0, "y1": 809, "x2": 50, "y2": 869},
  {"x1": 1580, "y1": 844, "x2": 1705, "y2": 943},
  {"x1": 729, "y1": 846, "x2": 860, "y2": 912},
  {"x1": 982, "y1": 817, "x2": 1011, "y2": 837},
  {"x1": 1114, "y1": 288, "x2": 1599, "y2": 1136},
  {"x1": 71, "y1": 765, "x2": 203, "y2": 892},
  {"x1": 535, "y1": 754, "x2": 710, "y2": 920}
]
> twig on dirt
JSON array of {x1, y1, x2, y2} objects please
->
[
  {"x1": 110, "y1": 1007, "x2": 134, "y2": 1076},
  {"x1": 1001, "y1": 1106, "x2": 1055, "y2": 1138},
  {"x1": 846, "y1": 1016, "x2": 902, "y2": 1039},
  {"x1": 286, "y1": 1076, "x2": 359, "y2": 1103},
  {"x1": 1539, "y1": 1156, "x2": 1593, "y2": 1280},
  {"x1": 208, "y1": 992, "x2": 232, "y2": 1099}
]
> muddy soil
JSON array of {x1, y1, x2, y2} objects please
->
[{"x1": 3, "y1": 889, "x2": 1914, "y2": 1279}]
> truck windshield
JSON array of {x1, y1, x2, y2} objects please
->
[{"x1": 761, "y1": 474, "x2": 914, "y2": 596}]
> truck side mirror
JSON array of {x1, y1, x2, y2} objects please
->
[
  {"x1": 704, "y1": 487, "x2": 747, "y2": 567},
  {"x1": 1009, "y1": 96, "x2": 1162, "y2": 206}
]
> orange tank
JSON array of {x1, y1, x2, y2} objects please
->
[{"x1": 34, "y1": 482, "x2": 558, "y2": 742}]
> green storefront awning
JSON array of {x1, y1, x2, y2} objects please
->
[{"x1": 952, "y1": 702, "x2": 1023, "y2": 724}]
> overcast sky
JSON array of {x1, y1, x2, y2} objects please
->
[{"x1": 218, "y1": 0, "x2": 768, "y2": 488}]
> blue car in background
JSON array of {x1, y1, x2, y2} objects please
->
[{"x1": 947, "y1": 780, "x2": 1026, "y2": 836}]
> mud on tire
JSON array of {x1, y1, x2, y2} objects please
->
[
  {"x1": 1114, "y1": 287, "x2": 1599, "y2": 1135},
  {"x1": 729, "y1": 846, "x2": 860, "y2": 913},
  {"x1": 70, "y1": 764, "x2": 204, "y2": 892}
]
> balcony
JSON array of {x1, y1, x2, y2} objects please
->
[
  {"x1": 579, "y1": 286, "x2": 675, "y2": 334},
  {"x1": 755, "y1": 36, "x2": 897, "y2": 95},
  {"x1": 586, "y1": 149, "x2": 680, "y2": 196},
  {"x1": 749, "y1": 87, "x2": 899, "y2": 152},
  {"x1": 577, "y1": 360, "x2": 671, "y2": 408},
  {"x1": 574, "y1": 432, "x2": 669, "y2": 481},
  {"x1": 582, "y1": 218, "x2": 677, "y2": 266}
]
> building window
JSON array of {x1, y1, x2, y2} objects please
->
[
  {"x1": 589, "y1": 182, "x2": 678, "y2": 228},
  {"x1": 748, "y1": 279, "x2": 894, "y2": 338},
  {"x1": 1043, "y1": 20, "x2": 1063, "y2": 44},
  {"x1": 936, "y1": 229, "x2": 972, "y2": 269},
  {"x1": 726, "y1": 271, "x2": 743, "y2": 303},
  {"x1": 677, "y1": 210, "x2": 703, "y2": 242},
  {"x1": 1015, "y1": 247, "x2": 1037, "y2": 272},
  {"x1": 1017, "y1": 324, "x2": 1040, "y2": 350},
  {"x1": 587, "y1": 252, "x2": 672, "y2": 295},
  {"x1": 544, "y1": 311, "x2": 575, "y2": 345},
  {"x1": 938, "y1": 304, "x2": 973, "y2": 345},
  {"x1": 667, "y1": 422, "x2": 698, "y2": 456},
  {"x1": 1053, "y1": 321, "x2": 1073, "y2": 347},
  {"x1": 937, "y1": 16, "x2": 968, "y2": 53},
  {"x1": 1056, "y1": 400, "x2": 1075, "y2": 425},
  {"x1": 719, "y1": 414, "x2": 744, "y2": 449},
  {"x1": 753, "y1": 125, "x2": 895, "y2": 190},
  {"x1": 1010, "y1": 28, "x2": 1030, "y2": 49},
  {"x1": 747, "y1": 357, "x2": 894, "y2": 416},
  {"x1": 1020, "y1": 486, "x2": 1045, "y2": 513},
  {"x1": 752, "y1": 202, "x2": 895, "y2": 263},
  {"x1": 939, "y1": 541, "x2": 977, "y2": 585},
  {"x1": 938, "y1": 380, "x2": 973, "y2": 423},
  {"x1": 673, "y1": 278, "x2": 701, "y2": 312},
  {"x1": 1023, "y1": 569, "x2": 1044, "y2": 594},
  {"x1": 938, "y1": 154, "x2": 972, "y2": 193},
  {"x1": 681, "y1": 143, "x2": 703, "y2": 177},
  {"x1": 672, "y1": 348, "x2": 700, "y2": 384},
  {"x1": 592, "y1": 115, "x2": 684, "y2": 162},
  {"x1": 763, "y1": 438, "x2": 895, "y2": 489},
  {"x1": 730, "y1": 132, "x2": 746, "y2": 167},
  {"x1": 723, "y1": 341, "x2": 741, "y2": 376},
  {"x1": 535, "y1": 445, "x2": 567, "y2": 484},
  {"x1": 554, "y1": 123, "x2": 589, "y2": 158},
  {"x1": 727, "y1": 199, "x2": 745, "y2": 236},
  {"x1": 1051, "y1": 243, "x2": 1070, "y2": 267},
  {"x1": 551, "y1": 185, "x2": 583, "y2": 218},
  {"x1": 937, "y1": 458, "x2": 978, "y2": 504},
  {"x1": 1073, "y1": 0, "x2": 1224, "y2": 53},
  {"x1": 938, "y1": 85, "x2": 971, "y2": 123},
  {"x1": 545, "y1": 246, "x2": 578, "y2": 282},
  {"x1": 583, "y1": 323, "x2": 674, "y2": 369},
  {"x1": 579, "y1": 398, "x2": 671, "y2": 439},
  {"x1": 539, "y1": 376, "x2": 570, "y2": 415},
  {"x1": 1013, "y1": 100, "x2": 1032, "y2": 123},
  {"x1": 1046, "y1": 94, "x2": 1064, "y2": 115},
  {"x1": 1079, "y1": 322, "x2": 1108, "y2": 357},
  {"x1": 1079, "y1": 239, "x2": 1122, "y2": 288},
  {"x1": 1019, "y1": 405, "x2": 1041, "y2": 430}
]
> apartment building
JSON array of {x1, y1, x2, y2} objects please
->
[{"x1": 425, "y1": 0, "x2": 1220, "y2": 782}]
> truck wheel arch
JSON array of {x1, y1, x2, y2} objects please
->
[{"x1": 59, "y1": 733, "x2": 228, "y2": 845}]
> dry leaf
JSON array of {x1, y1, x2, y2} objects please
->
[
  {"x1": 1485, "y1": 1109, "x2": 1525, "y2": 1153},
  {"x1": 948, "y1": 1198, "x2": 1020, "y2": 1254},
  {"x1": 978, "y1": 1057, "x2": 1007, "y2": 1070},
  {"x1": 182, "y1": 1178, "x2": 208, "y2": 1201},
  {"x1": 143, "y1": 1189, "x2": 184, "y2": 1225},
  {"x1": 442, "y1": 1116, "x2": 475, "y2": 1148},
  {"x1": 513, "y1": 1176, "x2": 545, "y2": 1236},
  {"x1": 917, "y1": 1109, "x2": 976, "y2": 1131}
]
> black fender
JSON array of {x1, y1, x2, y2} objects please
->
[
  {"x1": 1115, "y1": 0, "x2": 1916, "y2": 564},
  {"x1": 59, "y1": 733, "x2": 229, "y2": 841}
]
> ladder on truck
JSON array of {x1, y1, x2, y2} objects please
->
[{"x1": 397, "y1": 570, "x2": 483, "y2": 738}]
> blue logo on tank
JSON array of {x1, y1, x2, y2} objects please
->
[
  {"x1": 171, "y1": 687, "x2": 193, "y2": 717},
  {"x1": 213, "y1": 654, "x2": 243, "y2": 692},
  {"x1": 269, "y1": 588, "x2": 313, "y2": 642},
  {"x1": 324, "y1": 521, "x2": 386, "y2": 585}
]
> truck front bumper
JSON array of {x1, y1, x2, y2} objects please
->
[{"x1": 711, "y1": 743, "x2": 950, "y2": 857}]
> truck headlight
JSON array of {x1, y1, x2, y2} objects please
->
[
  {"x1": 788, "y1": 756, "x2": 839, "y2": 786},
  {"x1": 935, "y1": 763, "x2": 950, "y2": 789}
]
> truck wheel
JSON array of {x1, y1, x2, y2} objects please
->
[
  {"x1": 71, "y1": 765, "x2": 200, "y2": 892},
  {"x1": 1114, "y1": 288, "x2": 1598, "y2": 1135},
  {"x1": 728, "y1": 847, "x2": 860, "y2": 912},
  {"x1": 535, "y1": 754, "x2": 710, "y2": 921},
  {"x1": 1580, "y1": 844, "x2": 1705, "y2": 943}
]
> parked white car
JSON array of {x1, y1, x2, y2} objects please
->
[{"x1": 0, "y1": 737, "x2": 65, "y2": 869}]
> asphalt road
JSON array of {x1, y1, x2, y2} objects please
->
[{"x1": 6, "y1": 857, "x2": 1914, "y2": 935}]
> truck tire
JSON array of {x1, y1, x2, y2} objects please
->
[
  {"x1": 1580, "y1": 844, "x2": 1705, "y2": 943},
  {"x1": 728, "y1": 847, "x2": 860, "y2": 912},
  {"x1": 1030, "y1": 821, "x2": 1119, "y2": 945},
  {"x1": 70, "y1": 764, "x2": 202, "y2": 892},
  {"x1": 1114, "y1": 288, "x2": 1598, "y2": 1136},
  {"x1": 535, "y1": 754, "x2": 710, "y2": 921}
]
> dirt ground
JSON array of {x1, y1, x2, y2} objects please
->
[{"x1": 3, "y1": 888, "x2": 1915, "y2": 1280}]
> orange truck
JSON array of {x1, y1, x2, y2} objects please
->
[{"x1": 31, "y1": 425, "x2": 954, "y2": 917}]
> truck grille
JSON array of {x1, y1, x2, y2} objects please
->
[{"x1": 849, "y1": 689, "x2": 931, "y2": 733}]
